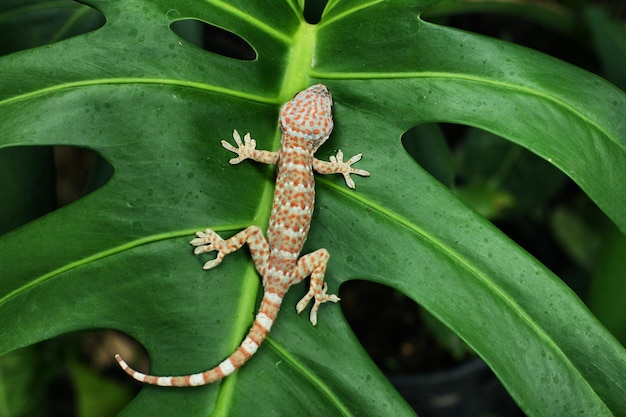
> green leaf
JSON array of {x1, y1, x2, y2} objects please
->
[
  {"x1": 588, "y1": 226, "x2": 626, "y2": 346},
  {"x1": 0, "y1": 347, "x2": 44, "y2": 417},
  {"x1": 585, "y1": 6, "x2": 626, "y2": 90},
  {"x1": 1, "y1": 0, "x2": 625, "y2": 416}
]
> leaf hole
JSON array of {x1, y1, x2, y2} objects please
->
[
  {"x1": 303, "y1": 0, "x2": 329, "y2": 24},
  {"x1": 0, "y1": 1, "x2": 105, "y2": 56},
  {"x1": 340, "y1": 280, "x2": 524, "y2": 415},
  {"x1": 401, "y1": 123, "x2": 585, "y2": 290},
  {"x1": 2, "y1": 331, "x2": 138, "y2": 414},
  {"x1": 401, "y1": 123, "x2": 457, "y2": 189},
  {"x1": 0, "y1": 146, "x2": 113, "y2": 235},
  {"x1": 340, "y1": 280, "x2": 472, "y2": 375},
  {"x1": 170, "y1": 19, "x2": 256, "y2": 61},
  {"x1": 402, "y1": 123, "x2": 569, "y2": 217}
]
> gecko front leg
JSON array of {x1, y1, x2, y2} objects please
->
[
  {"x1": 313, "y1": 150, "x2": 370, "y2": 189},
  {"x1": 221, "y1": 130, "x2": 279, "y2": 165}
]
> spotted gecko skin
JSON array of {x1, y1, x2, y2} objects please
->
[{"x1": 115, "y1": 84, "x2": 369, "y2": 386}]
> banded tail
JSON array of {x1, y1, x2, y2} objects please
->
[{"x1": 115, "y1": 292, "x2": 282, "y2": 386}]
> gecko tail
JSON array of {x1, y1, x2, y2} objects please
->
[
  {"x1": 114, "y1": 351, "x2": 233, "y2": 387},
  {"x1": 115, "y1": 292, "x2": 282, "y2": 387}
]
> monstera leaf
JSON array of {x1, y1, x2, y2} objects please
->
[{"x1": 1, "y1": 0, "x2": 625, "y2": 416}]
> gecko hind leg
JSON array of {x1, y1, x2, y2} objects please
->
[
  {"x1": 294, "y1": 249, "x2": 340, "y2": 326},
  {"x1": 190, "y1": 226, "x2": 269, "y2": 274}
]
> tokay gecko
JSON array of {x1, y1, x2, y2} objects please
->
[{"x1": 115, "y1": 84, "x2": 369, "y2": 386}]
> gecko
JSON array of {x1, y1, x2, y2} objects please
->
[{"x1": 115, "y1": 84, "x2": 369, "y2": 386}]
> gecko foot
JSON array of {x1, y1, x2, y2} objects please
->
[
  {"x1": 329, "y1": 150, "x2": 370, "y2": 189},
  {"x1": 189, "y1": 228, "x2": 227, "y2": 270},
  {"x1": 296, "y1": 283, "x2": 340, "y2": 326},
  {"x1": 221, "y1": 130, "x2": 257, "y2": 165}
]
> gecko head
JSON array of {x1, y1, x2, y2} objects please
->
[{"x1": 279, "y1": 84, "x2": 334, "y2": 152}]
